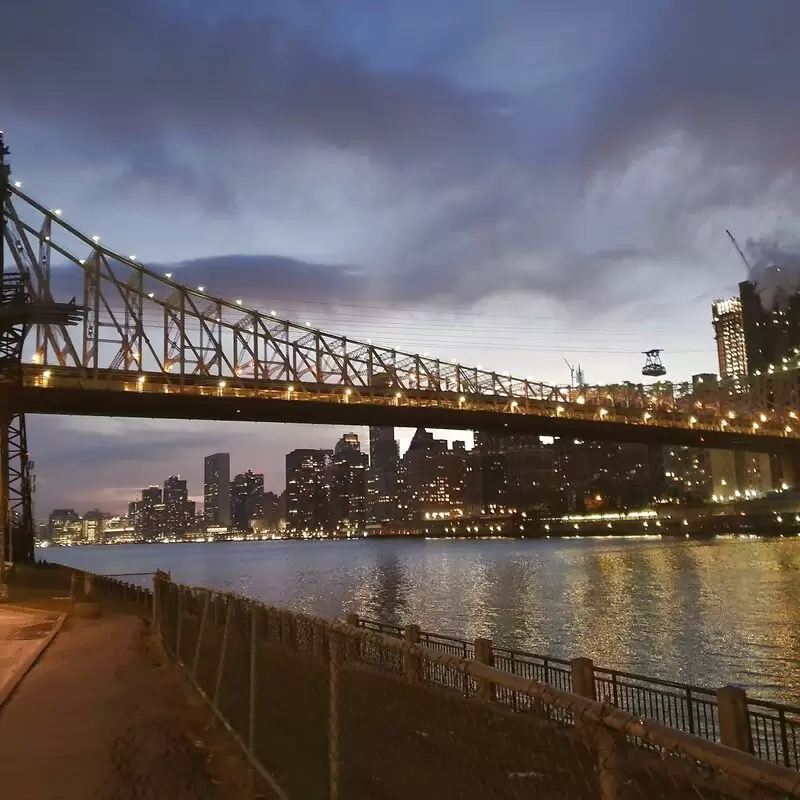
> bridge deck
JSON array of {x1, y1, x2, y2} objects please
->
[{"x1": 17, "y1": 366, "x2": 798, "y2": 450}]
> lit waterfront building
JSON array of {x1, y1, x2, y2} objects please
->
[
  {"x1": 231, "y1": 470, "x2": 265, "y2": 531},
  {"x1": 662, "y1": 448, "x2": 713, "y2": 504},
  {"x1": 329, "y1": 434, "x2": 368, "y2": 533},
  {"x1": 164, "y1": 475, "x2": 194, "y2": 537},
  {"x1": 285, "y1": 449, "x2": 332, "y2": 535},
  {"x1": 204, "y1": 452, "x2": 231, "y2": 527},
  {"x1": 138, "y1": 486, "x2": 162, "y2": 539},
  {"x1": 712, "y1": 297, "x2": 748, "y2": 390},
  {"x1": 739, "y1": 278, "x2": 800, "y2": 377},
  {"x1": 367, "y1": 426, "x2": 400, "y2": 523},
  {"x1": 48, "y1": 509, "x2": 82, "y2": 544}
]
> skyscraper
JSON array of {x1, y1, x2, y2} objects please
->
[
  {"x1": 139, "y1": 486, "x2": 163, "y2": 538},
  {"x1": 367, "y1": 426, "x2": 399, "y2": 523},
  {"x1": 712, "y1": 297, "x2": 748, "y2": 389},
  {"x1": 204, "y1": 453, "x2": 231, "y2": 526},
  {"x1": 164, "y1": 475, "x2": 194, "y2": 537},
  {"x1": 230, "y1": 470, "x2": 264, "y2": 531},
  {"x1": 739, "y1": 279, "x2": 800, "y2": 376},
  {"x1": 285, "y1": 449, "x2": 331, "y2": 534},
  {"x1": 329, "y1": 434, "x2": 368, "y2": 533}
]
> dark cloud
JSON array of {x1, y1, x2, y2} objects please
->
[{"x1": 5, "y1": 1, "x2": 800, "y2": 316}]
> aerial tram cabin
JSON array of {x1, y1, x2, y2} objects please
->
[{"x1": 642, "y1": 349, "x2": 667, "y2": 378}]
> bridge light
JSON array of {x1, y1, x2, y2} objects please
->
[
  {"x1": 727, "y1": 410, "x2": 736, "y2": 419},
  {"x1": 42, "y1": 370, "x2": 51, "y2": 379},
  {"x1": 218, "y1": 380, "x2": 226, "y2": 388},
  {"x1": 287, "y1": 385, "x2": 294, "y2": 393},
  {"x1": 643, "y1": 411, "x2": 651, "y2": 421},
  {"x1": 53, "y1": 209, "x2": 62, "y2": 216},
  {"x1": 786, "y1": 425, "x2": 793, "y2": 433},
  {"x1": 165, "y1": 272, "x2": 172, "y2": 279},
  {"x1": 236, "y1": 299, "x2": 243, "y2": 305},
  {"x1": 79, "y1": 259, "x2": 86, "y2": 265},
  {"x1": 599, "y1": 408, "x2": 608, "y2": 417},
  {"x1": 689, "y1": 416, "x2": 697, "y2": 424},
  {"x1": 130, "y1": 255, "x2": 137, "y2": 261},
  {"x1": 576, "y1": 395, "x2": 585, "y2": 405},
  {"x1": 345, "y1": 388, "x2": 352, "y2": 396},
  {"x1": 791, "y1": 411, "x2": 798, "y2": 419},
  {"x1": 91, "y1": 235, "x2": 101, "y2": 243},
  {"x1": 13, "y1": 181, "x2": 22, "y2": 188},
  {"x1": 31, "y1": 350, "x2": 42, "y2": 364},
  {"x1": 395, "y1": 391, "x2": 402, "y2": 398},
  {"x1": 752, "y1": 421, "x2": 760, "y2": 430},
  {"x1": 197, "y1": 286, "x2": 205, "y2": 292},
  {"x1": 760, "y1": 413, "x2": 768, "y2": 422},
  {"x1": 306, "y1": 321, "x2": 312, "y2": 327},
  {"x1": 458, "y1": 396, "x2": 466, "y2": 404},
  {"x1": 721, "y1": 419, "x2": 727, "y2": 427},
  {"x1": 270, "y1": 310, "x2": 277, "y2": 316},
  {"x1": 147, "y1": 292, "x2": 154, "y2": 298},
  {"x1": 556, "y1": 405, "x2": 564, "y2": 415},
  {"x1": 137, "y1": 376, "x2": 145, "y2": 385}
]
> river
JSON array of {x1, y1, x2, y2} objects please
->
[{"x1": 40, "y1": 536, "x2": 800, "y2": 705}]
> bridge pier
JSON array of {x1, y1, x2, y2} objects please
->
[{"x1": 0, "y1": 395, "x2": 9, "y2": 597}]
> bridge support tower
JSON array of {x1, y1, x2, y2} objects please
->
[{"x1": 0, "y1": 134, "x2": 83, "y2": 590}]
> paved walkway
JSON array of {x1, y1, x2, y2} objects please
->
[
  {"x1": 0, "y1": 613, "x2": 223, "y2": 800},
  {"x1": 0, "y1": 606, "x2": 63, "y2": 706}
]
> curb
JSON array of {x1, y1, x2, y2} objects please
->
[
  {"x1": 0, "y1": 604, "x2": 63, "y2": 619},
  {"x1": 0, "y1": 611, "x2": 67, "y2": 709}
]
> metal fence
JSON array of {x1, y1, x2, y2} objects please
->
[
  {"x1": 147, "y1": 576, "x2": 800, "y2": 799},
  {"x1": 356, "y1": 616, "x2": 800, "y2": 772}
]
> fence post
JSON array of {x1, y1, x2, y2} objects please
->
[
  {"x1": 717, "y1": 685, "x2": 753, "y2": 753},
  {"x1": 328, "y1": 631, "x2": 341, "y2": 800},
  {"x1": 571, "y1": 657, "x2": 596, "y2": 700},
  {"x1": 214, "y1": 598, "x2": 233, "y2": 706},
  {"x1": 249, "y1": 604, "x2": 258, "y2": 755},
  {"x1": 403, "y1": 624, "x2": 421, "y2": 682},
  {"x1": 474, "y1": 638, "x2": 494, "y2": 701},
  {"x1": 175, "y1": 587, "x2": 185, "y2": 663},
  {"x1": 192, "y1": 590, "x2": 210, "y2": 679},
  {"x1": 572, "y1": 657, "x2": 621, "y2": 800},
  {"x1": 344, "y1": 613, "x2": 360, "y2": 661}
]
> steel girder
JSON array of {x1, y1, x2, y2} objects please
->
[{"x1": 2, "y1": 184, "x2": 734, "y2": 416}]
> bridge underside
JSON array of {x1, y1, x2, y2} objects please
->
[{"x1": 13, "y1": 384, "x2": 794, "y2": 453}]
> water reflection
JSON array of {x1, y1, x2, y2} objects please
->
[{"x1": 44, "y1": 537, "x2": 800, "y2": 704}]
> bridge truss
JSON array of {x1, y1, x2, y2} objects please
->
[{"x1": 2, "y1": 162, "x2": 800, "y2": 566}]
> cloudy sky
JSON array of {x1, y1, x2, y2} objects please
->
[{"x1": 4, "y1": 0, "x2": 800, "y2": 514}]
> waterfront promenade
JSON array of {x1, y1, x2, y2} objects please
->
[
  {"x1": 0, "y1": 568, "x2": 265, "y2": 799},
  {"x1": 4, "y1": 564, "x2": 800, "y2": 798}
]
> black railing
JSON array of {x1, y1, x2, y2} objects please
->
[{"x1": 355, "y1": 616, "x2": 800, "y2": 771}]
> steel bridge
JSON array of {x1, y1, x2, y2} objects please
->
[{"x1": 2, "y1": 148, "x2": 800, "y2": 565}]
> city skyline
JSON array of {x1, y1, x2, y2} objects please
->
[
  {"x1": 6, "y1": 2, "x2": 800, "y2": 516},
  {"x1": 32, "y1": 421, "x2": 473, "y2": 513}
]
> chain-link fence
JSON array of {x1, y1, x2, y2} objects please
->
[
  {"x1": 358, "y1": 616, "x2": 800, "y2": 771},
  {"x1": 151, "y1": 576, "x2": 800, "y2": 800}
]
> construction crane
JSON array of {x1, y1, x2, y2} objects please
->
[
  {"x1": 563, "y1": 357, "x2": 584, "y2": 387},
  {"x1": 726, "y1": 229, "x2": 752, "y2": 276}
]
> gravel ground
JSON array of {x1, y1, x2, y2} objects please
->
[{"x1": 0, "y1": 611, "x2": 270, "y2": 799}]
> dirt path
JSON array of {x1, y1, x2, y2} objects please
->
[{"x1": 0, "y1": 613, "x2": 261, "y2": 800}]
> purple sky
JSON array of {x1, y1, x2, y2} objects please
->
[{"x1": 4, "y1": 0, "x2": 800, "y2": 514}]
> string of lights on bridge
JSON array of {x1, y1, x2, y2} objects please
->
[{"x1": 6, "y1": 182, "x2": 799, "y2": 442}]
